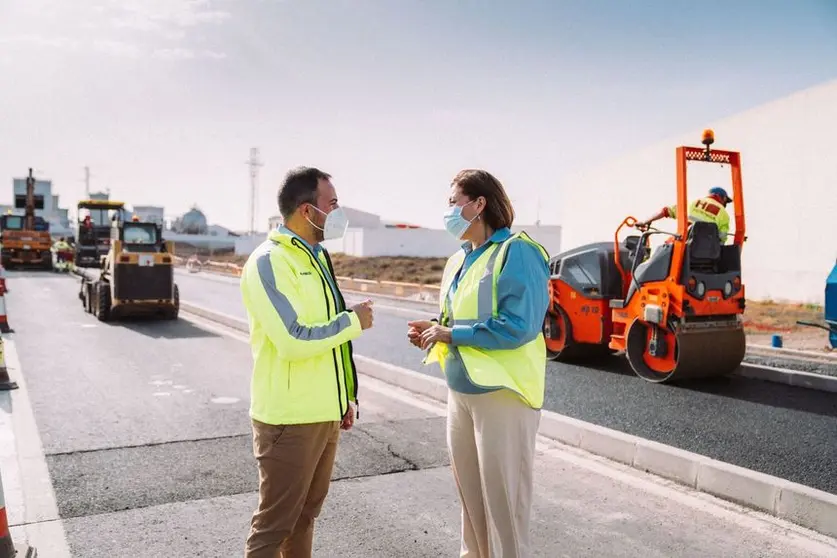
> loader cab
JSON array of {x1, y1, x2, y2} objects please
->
[
  {"x1": 75, "y1": 200, "x2": 128, "y2": 267},
  {"x1": 116, "y1": 221, "x2": 161, "y2": 252}
]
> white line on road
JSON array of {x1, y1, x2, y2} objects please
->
[{"x1": 1, "y1": 338, "x2": 72, "y2": 557}]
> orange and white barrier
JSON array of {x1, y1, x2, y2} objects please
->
[
  {"x1": 1, "y1": 464, "x2": 16, "y2": 557},
  {"x1": 0, "y1": 337, "x2": 16, "y2": 392},
  {"x1": 0, "y1": 293, "x2": 11, "y2": 335}
]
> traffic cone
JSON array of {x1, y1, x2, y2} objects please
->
[
  {"x1": 0, "y1": 338, "x2": 16, "y2": 392},
  {"x1": 0, "y1": 466, "x2": 36, "y2": 558},
  {"x1": 0, "y1": 292, "x2": 11, "y2": 335}
]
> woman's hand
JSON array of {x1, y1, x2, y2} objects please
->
[
  {"x1": 419, "y1": 324, "x2": 452, "y2": 350},
  {"x1": 407, "y1": 320, "x2": 433, "y2": 349}
]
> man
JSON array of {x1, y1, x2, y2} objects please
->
[
  {"x1": 240, "y1": 166, "x2": 374, "y2": 558},
  {"x1": 636, "y1": 186, "x2": 733, "y2": 243}
]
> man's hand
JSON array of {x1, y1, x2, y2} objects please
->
[
  {"x1": 350, "y1": 300, "x2": 374, "y2": 330},
  {"x1": 407, "y1": 320, "x2": 434, "y2": 349},
  {"x1": 419, "y1": 324, "x2": 452, "y2": 350},
  {"x1": 341, "y1": 403, "x2": 355, "y2": 431}
]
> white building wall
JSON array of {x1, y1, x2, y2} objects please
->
[
  {"x1": 559, "y1": 79, "x2": 837, "y2": 304},
  {"x1": 321, "y1": 224, "x2": 562, "y2": 259},
  {"x1": 235, "y1": 234, "x2": 268, "y2": 256}
]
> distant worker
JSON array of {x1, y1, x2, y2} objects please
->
[
  {"x1": 240, "y1": 166, "x2": 375, "y2": 558},
  {"x1": 636, "y1": 186, "x2": 733, "y2": 243},
  {"x1": 52, "y1": 236, "x2": 72, "y2": 271}
]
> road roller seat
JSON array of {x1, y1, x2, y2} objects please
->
[{"x1": 685, "y1": 221, "x2": 722, "y2": 269}]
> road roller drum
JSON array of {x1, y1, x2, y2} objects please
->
[{"x1": 625, "y1": 318, "x2": 746, "y2": 383}]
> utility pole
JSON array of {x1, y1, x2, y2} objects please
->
[
  {"x1": 535, "y1": 195, "x2": 541, "y2": 227},
  {"x1": 84, "y1": 166, "x2": 90, "y2": 198},
  {"x1": 245, "y1": 147, "x2": 263, "y2": 235}
]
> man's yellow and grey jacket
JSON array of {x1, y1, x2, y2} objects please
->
[{"x1": 240, "y1": 228, "x2": 361, "y2": 426}]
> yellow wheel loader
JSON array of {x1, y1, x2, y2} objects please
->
[{"x1": 79, "y1": 216, "x2": 179, "y2": 321}]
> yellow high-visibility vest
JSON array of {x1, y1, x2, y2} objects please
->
[
  {"x1": 240, "y1": 229, "x2": 361, "y2": 426},
  {"x1": 425, "y1": 231, "x2": 549, "y2": 409},
  {"x1": 667, "y1": 196, "x2": 731, "y2": 242}
]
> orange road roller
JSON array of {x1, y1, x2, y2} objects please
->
[{"x1": 543, "y1": 130, "x2": 747, "y2": 383}]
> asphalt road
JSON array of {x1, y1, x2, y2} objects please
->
[
  {"x1": 6, "y1": 274, "x2": 837, "y2": 558},
  {"x1": 173, "y1": 269, "x2": 837, "y2": 496},
  {"x1": 9, "y1": 271, "x2": 836, "y2": 557}
]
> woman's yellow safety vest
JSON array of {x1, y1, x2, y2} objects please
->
[{"x1": 424, "y1": 231, "x2": 549, "y2": 409}]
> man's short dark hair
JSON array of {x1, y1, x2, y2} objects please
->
[{"x1": 277, "y1": 166, "x2": 332, "y2": 221}]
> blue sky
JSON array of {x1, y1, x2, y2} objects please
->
[{"x1": 0, "y1": 0, "x2": 835, "y2": 230}]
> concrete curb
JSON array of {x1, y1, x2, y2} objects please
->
[
  {"x1": 737, "y1": 363, "x2": 837, "y2": 393},
  {"x1": 179, "y1": 300, "x2": 837, "y2": 541},
  {"x1": 747, "y1": 344, "x2": 837, "y2": 362}
]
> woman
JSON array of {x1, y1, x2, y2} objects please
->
[{"x1": 407, "y1": 169, "x2": 550, "y2": 558}]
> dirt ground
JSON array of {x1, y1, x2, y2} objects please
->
[
  {"x1": 175, "y1": 243, "x2": 447, "y2": 285},
  {"x1": 179, "y1": 246, "x2": 832, "y2": 351},
  {"x1": 742, "y1": 299, "x2": 831, "y2": 350}
]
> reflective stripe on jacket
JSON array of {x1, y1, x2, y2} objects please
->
[
  {"x1": 240, "y1": 228, "x2": 362, "y2": 425},
  {"x1": 424, "y1": 231, "x2": 550, "y2": 409},
  {"x1": 666, "y1": 196, "x2": 730, "y2": 242}
]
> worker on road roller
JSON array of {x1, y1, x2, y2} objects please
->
[{"x1": 636, "y1": 186, "x2": 733, "y2": 244}]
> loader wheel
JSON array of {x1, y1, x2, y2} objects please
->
[
  {"x1": 95, "y1": 282, "x2": 111, "y2": 322},
  {"x1": 85, "y1": 284, "x2": 94, "y2": 314},
  {"x1": 165, "y1": 284, "x2": 180, "y2": 320}
]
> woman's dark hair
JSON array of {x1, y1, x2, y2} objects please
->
[{"x1": 451, "y1": 169, "x2": 515, "y2": 230}]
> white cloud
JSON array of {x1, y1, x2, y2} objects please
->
[
  {"x1": 103, "y1": 0, "x2": 232, "y2": 32},
  {"x1": 0, "y1": 34, "x2": 81, "y2": 50},
  {"x1": 0, "y1": 0, "x2": 232, "y2": 61},
  {"x1": 92, "y1": 40, "x2": 143, "y2": 58},
  {"x1": 154, "y1": 48, "x2": 228, "y2": 60}
]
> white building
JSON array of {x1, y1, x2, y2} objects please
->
[
  {"x1": 4, "y1": 176, "x2": 71, "y2": 237},
  {"x1": 266, "y1": 207, "x2": 382, "y2": 232},
  {"x1": 235, "y1": 205, "x2": 562, "y2": 260},
  {"x1": 558, "y1": 79, "x2": 837, "y2": 304}
]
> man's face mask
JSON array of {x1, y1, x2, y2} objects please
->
[{"x1": 306, "y1": 204, "x2": 349, "y2": 241}]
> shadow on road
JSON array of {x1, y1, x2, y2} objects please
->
[
  {"x1": 118, "y1": 317, "x2": 221, "y2": 340},
  {"x1": 550, "y1": 352, "x2": 837, "y2": 419}
]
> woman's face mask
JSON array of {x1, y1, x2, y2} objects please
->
[
  {"x1": 443, "y1": 199, "x2": 477, "y2": 240},
  {"x1": 306, "y1": 204, "x2": 349, "y2": 240}
]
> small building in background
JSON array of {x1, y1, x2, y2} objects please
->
[
  {"x1": 5, "y1": 175, "x2": 71, "y2": 237},
  {"x1": 235, "y1": 205, "x2": 562, "y2": 261}
]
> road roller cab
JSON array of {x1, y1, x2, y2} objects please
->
[
  {"x1": 80, "y1": 215, "x2": 179, "y2": 321},
  {"x1": 544, "y1": 130, "x2": 748, "y2": 383}
]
